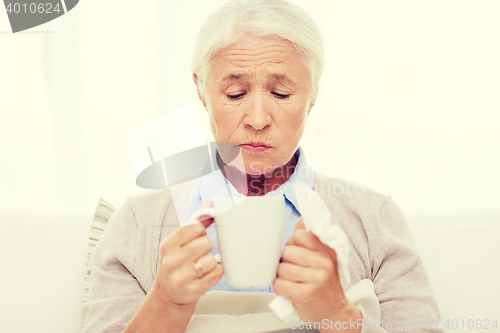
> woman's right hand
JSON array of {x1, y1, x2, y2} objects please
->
[{"x1": 151, "y1": 200, "x2": 224, "y2": 308}]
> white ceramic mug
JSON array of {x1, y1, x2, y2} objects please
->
[{"x1": 189, "y1": 196, "x2": 285, "y2": 288}]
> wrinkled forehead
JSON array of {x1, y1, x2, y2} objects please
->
[{"x1": 207, "y1": 35, "x2": 311, "y2": 85}]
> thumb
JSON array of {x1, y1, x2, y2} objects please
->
[
  {"x1": 295, "y1": 216, "x2": 306, "y2": 231},
  {"x1": 285, "y1": 216, "x2": 306, "y2": 246}
]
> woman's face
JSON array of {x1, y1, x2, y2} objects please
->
[{"x1": 195, "y1": 34, "x2": 314, "y2": 176}]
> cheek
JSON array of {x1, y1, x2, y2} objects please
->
[
  {"x1": 209, "y1": 101, "x2": 242, "y2": 140},
  {"x1": 279, "y1": 106, "x2": 308, "y2": 137}
]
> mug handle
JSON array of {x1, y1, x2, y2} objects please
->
[{"x1": 189, "y1": 207, "x2": 216, "y2": 222}]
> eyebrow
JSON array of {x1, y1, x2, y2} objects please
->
[
  {"x1": 269, "y1": 74, "x2": 292, "y2": 82},
  {"x1": 222, "y1": 74, "x2": 249, "y2": 81}
]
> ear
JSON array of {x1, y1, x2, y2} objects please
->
[
  {"x1": 307, "y1": 101, "x2": 315, "y2": 117},
  {"x1": 192, "y1": 74, "x2": 207, "y2": 109}
]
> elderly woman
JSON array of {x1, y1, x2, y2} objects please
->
[{"x1": 81, "y1": 0, "x2": 442, "y2": 332}]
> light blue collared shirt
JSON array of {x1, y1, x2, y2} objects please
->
[{"x1": 184, "y1": 146, "x2": 314, "y2": 292}]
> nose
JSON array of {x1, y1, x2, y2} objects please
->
[{"x1": 244, "y1": 92, "x2": 271, "y2": 131}]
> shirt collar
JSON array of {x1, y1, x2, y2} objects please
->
[{"x1": 196, "y1": 146, "x2": 314, "y2": 214}]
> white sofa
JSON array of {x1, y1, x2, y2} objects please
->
[
  {"x1": 0, "y1": 206, "x2": 498, "y2": 333},
  {"x1": 0, "y1": 212, "x2": 92, "y2": 333}
]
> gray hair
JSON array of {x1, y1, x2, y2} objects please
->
[{"x1": 191, "y1": 0, "x2": 325, "y2": 102}]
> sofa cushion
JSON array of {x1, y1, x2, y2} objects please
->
[
  {"x1": 83, "y1": 198, "x2": 115, "y2": 304},
  {"x1": 0, "y1": 211, "x2": 92, "y2": 333}
]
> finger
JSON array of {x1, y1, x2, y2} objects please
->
[
  {"x1": 295, "y1": 216, "x2": 306, "y2": 231},
  {"x1": 192, "y1": 261, "x2": 224, "y2": 288},
  {"x1": 281, "y1": 244, "x2": 331, "y2": 269},
  {"x1": 197, "y1": 254, "x2": 220, "y2": 275},
  {"x1": 168, "y1": 201, "x2": 214, "y2": 248},
  {"x1": 198, "y1": 200, "x2": 215, "y2": 229},
  {"x1": 285, "y1": 234, "x2": 296, "y2": 247},
  {"x1": 180, "y1": 235, "x2": 214, "y2": 262},
  {"x1": 277, "y1": 262, "x2": 319, "y2": 283},
  {"x1": 273, "y1": 277, "x2": 307, "y2": 301},
  {"x1": 187, "y1": 254, "x2": 219, "y2": 280},
  {"x1": 166, "y1": 222, "x2": 208, "y2": 249},
  {"x1": 285, "y1": 217, "x2": 306, "y2": 246},
  {"x1": 292, "y1": 229, "x2": 323, "y2": 251},
  {"x1": 202, "y1": 263, "x2": 224, "y2": 288}
]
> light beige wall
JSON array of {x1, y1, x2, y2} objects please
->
[{"x1": 0, "y1": 0, "x2": 499, "y2": 215}]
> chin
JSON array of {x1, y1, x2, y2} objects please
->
[{"x1": 243, "y1": 160, "x2": 276, "y2": 176}]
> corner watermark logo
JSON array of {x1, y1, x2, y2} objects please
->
[
  {"x1": 3, "y1": 0, "x2": 79, "y2": 33},
  {"x1": 290, "y1": 318, "x2": 442, "y2": 330}
]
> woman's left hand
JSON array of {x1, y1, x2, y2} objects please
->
[{"x1": 273, "y1": 217, "x2": 362, "y2": 332}]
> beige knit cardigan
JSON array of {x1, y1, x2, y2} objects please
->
[{"x1": 81, "y1": 172, "x2": 442, "y2": 333}]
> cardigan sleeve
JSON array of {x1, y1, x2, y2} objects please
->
[
  {"x1": 81, "y1": 198, "x2": 146, "y2": 333},
  {"x1": 360, "y1": 197, "x2": 443, "y2": 333}
]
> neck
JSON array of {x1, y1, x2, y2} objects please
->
[{"x1": 217, "y1": 153, "x2": 298, "y2": 196}]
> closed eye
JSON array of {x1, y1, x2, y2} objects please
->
[
  {"x1": 228, "y1": 93, "x2": 245, "y2": 100},
  {"x1": 273, "y1": 92, "x2": 290, "y2": 99}
]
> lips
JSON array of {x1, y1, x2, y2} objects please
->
[
  {"x1": 239, "y1": 141, "x2": 272, "y2": 153},
  {"x1": 240, "y1": 141, "x2": 271, "y2": 148}
]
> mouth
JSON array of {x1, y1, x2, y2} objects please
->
[{"x1": 239, "y1": 141, "x2": 271, "y2": 153}]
